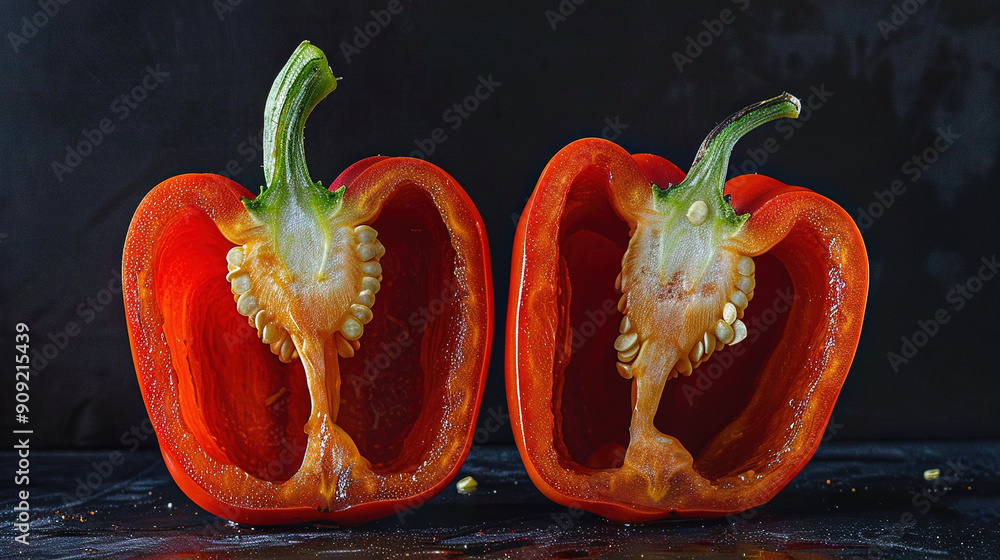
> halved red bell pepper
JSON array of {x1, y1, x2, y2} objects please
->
[
  {"x1": 507, "y1": 94, "x2": 867, "y2": 521},
  {"x1": 123, "y1": 42, "x2": 492, "y2": 525}
]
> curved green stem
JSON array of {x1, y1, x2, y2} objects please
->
[
  {"x1": 245, "y1": 40, "x2": 343, "y2": 219},
  {"x1": 655, "y1": 93, "x2": 801, "y2": 228},
  {"x1": 240, "y1": 41, "x2": 347, "y2": 283}
]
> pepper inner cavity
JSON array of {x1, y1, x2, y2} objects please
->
[{"x1": 225, "y1": 224, "x2": 386, "y2": 363}]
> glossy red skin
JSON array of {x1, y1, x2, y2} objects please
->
[
  {"x1": 507, "y1": 138, "x2": 868, "y2": 521},
  {"x1": 123, "y1": 157, "x2": 492, "y2": 525}
]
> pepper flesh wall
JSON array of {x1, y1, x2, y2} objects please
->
[{"x1": 507, "y1": 94, "x2": 868, "y2": 522}]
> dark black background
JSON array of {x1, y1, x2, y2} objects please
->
[{"x1": 1, "y1": 0, "x2": 998, "y2": 449}]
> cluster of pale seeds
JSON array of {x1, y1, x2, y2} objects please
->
[
  {"x1": 612, "y1": 255, "x2": 756, "y2": 381},
  {"x1": 224, "y1": 224, "x2": 384, "y2": 363},
  {"x1": 226, "y1": 246, "x2": 299, "y2": 363},
  {"x1": 332, "y1": 225, "x2": 384, "y2": 359}
]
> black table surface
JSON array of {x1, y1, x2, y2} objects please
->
[{"x1": 2, "y1": 441, "x2": 998, "y2": 559}]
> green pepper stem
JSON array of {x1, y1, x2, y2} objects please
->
[
  {"x1": 658, "y1": 93, "x2": 800, "y2": 227},
  {"x1": 241, "y1": 42, "x2": 346, "y2": 284},
  {"x1": 245, "y1": 41, "x2": 343, "y2": 221},
  {"x1": 263, "y1": 41, "x2": 336, "y2": 191}
]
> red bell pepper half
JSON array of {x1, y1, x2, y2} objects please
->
[
  {"x1": 123, "y1": 42, "x2": 492, "y2": 525},
  {"x1": 507, "y1": 94, "x2": 868, "y2": 521}
]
